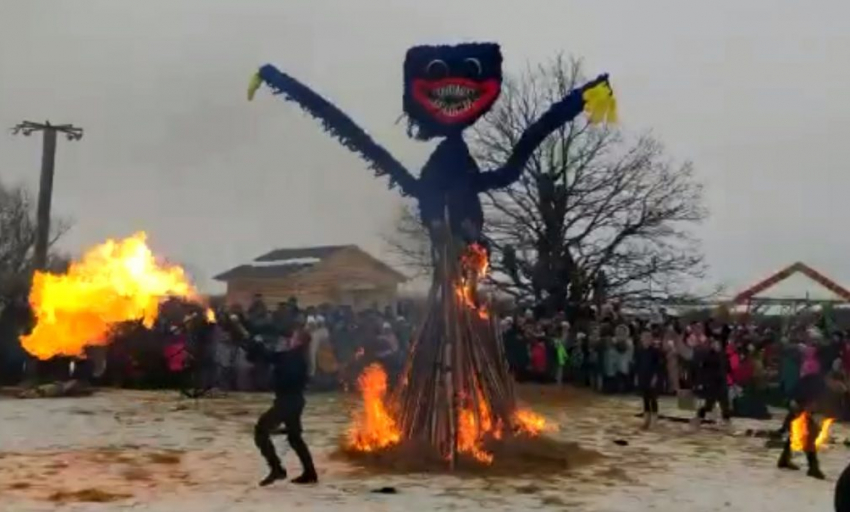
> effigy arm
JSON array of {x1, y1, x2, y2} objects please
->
[
  {"x1": 249, "y1": 64, "x2": 419, "y2": 196},
  {"x1": 475, "y1": 74, "x2": 616, "y2": 192}
]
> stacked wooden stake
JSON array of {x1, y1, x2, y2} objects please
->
[{"x1": 393, "y1": 226, "x2": 517, "y2": 468}]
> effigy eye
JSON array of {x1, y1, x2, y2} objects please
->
[
  {"x1": 426, "y1": 59, "x2": 449, "y2": 79},
  {"x1": 464, "y1": 58, "x2": 482, "y2": 77}
]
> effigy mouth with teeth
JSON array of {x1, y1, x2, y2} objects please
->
[{"x1": 412, "y1": 77, "x2": 500, "y2": 124}]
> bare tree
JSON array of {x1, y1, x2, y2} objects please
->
[
  {"x1": 383, "y1": 201, "x2": 432, "y2": 278},
  {"x1": 0, "y1": 181, "x2": 70, "y2": 298},
  {"x1": 475, "y1": 55, "x2": 706, "y2": 314}
]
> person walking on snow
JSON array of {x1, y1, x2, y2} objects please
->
[
  {"x1": 776, "y1": 372, "x2": 827, "y2": 480},
  {"x1": 691, "y1": 337, "x2": 732, "y2": 430},
  {"x1": 635, "y1": 327, "x2": 663, "y2": 429}
]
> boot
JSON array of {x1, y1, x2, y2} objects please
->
[
  {"x1": 777, "y1": 444, "x2": 799, "y2": 471},
  {"x1": 291, "y1": 471, "x2": 318, "y2": 485},
  {"x1": 806, "y1": 452, "x2": 825, "y2": 480},
  {"x1": 641, "y1": 412, "x2": 651, "y2": 430},
  {"x1": 287, "y1": 434, "x2": 318, "y2": 485},
  {"x1": 259, "y1": 466, "x2": 287, "y2": 487}
]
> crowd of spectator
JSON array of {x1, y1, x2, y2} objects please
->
[
  {"x1": 499, "y1": 303, "x2": 850, "y2": 420},
  {"x1": 4, "y1": 291, "x2": 850, "y2": 424},
  {"x1": 150, "y1": 294, "x2": 414, "y2": 393}
]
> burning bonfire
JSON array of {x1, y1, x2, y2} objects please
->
[
  {"x1": 22, "y1": 232, "x2": 202, "y2": 361},
  {"x1": 343, "y1": 238, "x2": 588, "y2": 473},
  {"x1": 346, "y1": 363, "x2": 553, "y2": 466}
]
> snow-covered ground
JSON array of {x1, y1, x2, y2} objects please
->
[{"x1": 0, "y1": 387, "x2": 844, "y2": 511}]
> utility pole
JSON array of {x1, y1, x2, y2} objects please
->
[{"x1": 11, "y1": 121, "x2": 83, "y2": 271}]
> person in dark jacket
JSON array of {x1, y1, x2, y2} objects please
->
[
  {"x1": 244, "y1": 322, "x2": 318, "y2": 486},
  {"x1": 635, "y1": 327, "x2": 663, "y2": 429},
  {"x1": 776, "y1": 372, "x2": 826, "y2": 479},
  {"x1": 0, "y1": 296, "x2": 33, "y2": 385},
  {"x1": 691, "y1": 337, "x2": 732, "y2": 429}
]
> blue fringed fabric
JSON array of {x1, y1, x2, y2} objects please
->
[{"x1": 257, "y1": 64, "x2": 418, "y2": 196}]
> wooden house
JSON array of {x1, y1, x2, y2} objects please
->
[{"x1": 214, "y1": 245, "x2": 406, "y2": 311}]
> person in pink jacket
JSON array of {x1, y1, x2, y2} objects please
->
[
  {"x1": 726, "y1": 342, "x2": 740, "y2": 387},
  {"x1": 800, "y1": 343, "x2": 821, "y2": 377}
]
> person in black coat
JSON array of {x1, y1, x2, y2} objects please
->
[
  {"x1": 0, "y1": 296, "x2": 34, "y2": 385},
  {"x1": 776, "y1": 372, "x2": 826, "y2": 479},
  {"x1": 635, "y1": 327, "x2": 663, "y2": 429},
  {"x1": 692, "y1": 337, "x2": 732, "y2": 429},
  {"x1": 240, "y1": 318, "x2": 318, "y2": 486}
]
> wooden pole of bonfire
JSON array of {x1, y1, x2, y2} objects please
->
[{"x1": 393, "y1": 212, "x2": 517, "y2": 467}]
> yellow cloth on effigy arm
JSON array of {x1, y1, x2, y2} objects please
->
[
  {"x1": 582, "y1": 80, "x2": 618, "y2": 124},
  {"x1": 247, "y1": 72, "x2": 263, "y2": 101}
]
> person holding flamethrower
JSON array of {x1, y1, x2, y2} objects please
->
[{"x1": 215, "y1": 310, "x2": 318, "y2": 486}]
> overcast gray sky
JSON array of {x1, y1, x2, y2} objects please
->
[{"x1": 1, "y1": 0, "x2": 848, "y2": 295}]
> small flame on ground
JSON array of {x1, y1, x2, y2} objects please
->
[
  {"x1": 22, "y1": 232, "x2": 199, "y2": 360},
  {"x1": 347, "y1": 363, "x2": 401, "y2": 452},
  {"x1": 790, "y1": 412, "x2": 833, "y2": 452},
  {"x1": 513, "y1": 408, "x2": 552, "y2": 437}
]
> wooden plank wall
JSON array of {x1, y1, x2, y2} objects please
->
[{"x1": 224, "y1": 247, "x2": 402, "y2": 310}]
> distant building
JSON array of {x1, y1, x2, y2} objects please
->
[{"x1": 214, "y1": 245, "x2": 406, "y2": 311}]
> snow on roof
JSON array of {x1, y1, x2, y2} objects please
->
[{"x1": 250, "y1": 257, "x2": 322, "y2": 267}]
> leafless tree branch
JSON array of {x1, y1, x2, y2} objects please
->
[{"x1": 0, "y1": 181, "x2": 71, "y2": 298}]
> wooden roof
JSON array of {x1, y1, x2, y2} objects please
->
[
  {"x1": 213, "y1": 262, "x2": 314, "y2": 281},
  {"x1": 732, "y1": 262, "x2": 850, "y2": 304},
  {"x1": 254, "y1": 245, "x2": 354, "y2": 262},
  {"x1": 214, "y1": 245, "x2": 406, "y2": 282}
]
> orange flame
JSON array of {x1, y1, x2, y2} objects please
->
[
  {"x1": 462, "y1": 243, "x2": 489, "y2": 278},
  {"x1": 21, "y1": 232, "x2": 199, "y2": 360},
  {"x1": 458, "y1": 407, "x2": 494, "y2": 464},
  {"x1": 456, "y1": 243, "x2": 490, "y2": 319},
  {"x1": 513, "y1": 408, "x2": 552, "y2": 437},
  {"x1": 347, "y1": 363, "x2": 401, "y2": 452},
  {"x1": 457, "y1": 384, "x2": 499, "y2": 464},
  {"x1": 790, "y1": 412, "x2": 834, "y2": 452}
]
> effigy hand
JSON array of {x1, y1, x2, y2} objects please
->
[
  {"x1": 247, "y1": 72, "x2": 263, "y2": 101},
  {"x1": 582, "y1": 74, "x2": 617, "y2": 124}
]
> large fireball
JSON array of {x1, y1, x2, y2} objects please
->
[{"x1": 21, "y1": 232, "x2": 198, "y2": 360}]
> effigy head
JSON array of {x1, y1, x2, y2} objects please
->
[{"x1": 403, "y1": 42, "x2": 502, "y2": 139}]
